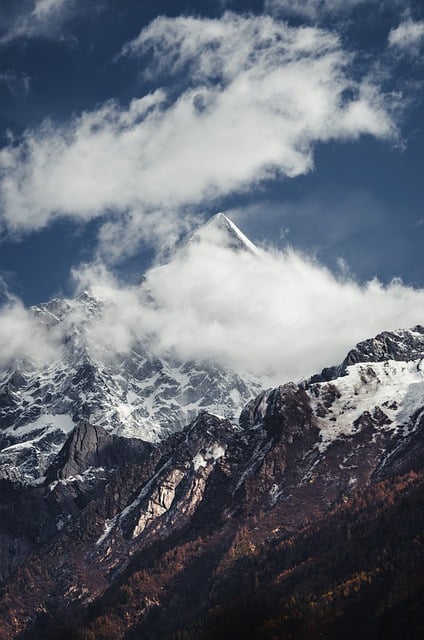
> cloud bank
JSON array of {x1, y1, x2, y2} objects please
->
[
  {"x1": 2, "y1": 217, "x2": 424, "y2": 385},
  {"x1": 68, "y1": 223, "x2": 424, "y2": 385},
  {"x1": 0, "y1": 12, "x2": 396, "y2": 259}
]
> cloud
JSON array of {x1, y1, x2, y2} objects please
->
[
  {"x1": 225, "y1": 189, "x2": 389, "y2": 271},
  {"x1": 0, "y1": 71, "x2": 31, "y2": 96},
  {"x1": 5, "y1": 217, "x2": 424, "y2": 385},
  {"x1": 264, "y1": 0, "x2": 368, "y2": 20},
  {"x1": 0, "y1": 292, "x2": 62, "y2": 369},
  {"x1": 33, "y1": 0, "x2": 70, "y2": 19},
  {"x1": 0, "y1": 0, "x2": 80, "y2": 44},
  {"x1": 70, "y1": 262, "x2": 154, "y2": 358},
  {"x1": 388, "y1": 19, "x2": 424, "y2": 56},
  {"x1": 67, "y1": 224, "x2": 424, "y2": 385},
  {"x1": 0, "y1": 13, "x2": 397, "y2": 259},
  {"x1": 264, "y1": 0, "x2": 417, "y2": 24}
]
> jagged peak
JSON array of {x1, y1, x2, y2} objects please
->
[
  {"x1": 342, "y1": 326, "x2": 424, "y2": 366},
  {"x1": 309, "y1": 325, "x2": 424, "y2": 384},
  {"x1": 192, "y1": 212, "x2": 259, "y2": 254}
]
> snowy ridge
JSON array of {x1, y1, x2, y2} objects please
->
[
  {"x1": 0, "y1": 290, "x2": 262, "y2": 482},
  {"x1": 310, "y1": 358, "x2": 424, "y2": 451},
  {"x1": 241, "y1": 325, "x2": 424, "y2": 467},
  {"x1": 344, "y1": 326, "x2": 424, "y2": 366}
]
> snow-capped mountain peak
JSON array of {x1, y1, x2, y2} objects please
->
[{"x1": 192, "y1": 212, "x2": 259, "y2": 254}]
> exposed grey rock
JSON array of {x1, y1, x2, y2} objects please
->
[{"x1": 46, "y1": 421, "x2": 151, "y2": 481}]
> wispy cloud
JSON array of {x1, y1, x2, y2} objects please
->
[
  {"x1": 0, "y1": 0, "x2": 80, "y2": 44},
  {"x1": 388, "y1": 18, "x2": 424, "y2": 57},
  {"x1": 226, "y1": 192, "x2": 416, "y2": 287},
  {"x1": 0, "y1": 71, "x2": 31, "y2": 96},
  {"x1": 0, "y1": 12, "x2": 397, "y2": 260},
  {"x1": 264, "y1": 0, "x2": 368, "y2": 21},
  {"x1": 264, "y1": 1, "x2": 419, "y2": 25},
  {"x1": 0, "y1": 281, "x2": 61, "y2": 368},
  {"x1": 33, "y1": 0, "x2": 70, "y2": 19}
]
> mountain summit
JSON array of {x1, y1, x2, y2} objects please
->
[{"x1": 192, "y1": 212, "x2": 259, "y2": 254}]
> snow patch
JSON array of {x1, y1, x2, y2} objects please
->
[
  {"x1": 10, "y1": 413, "x2": 75, "y2": 437},
  {"x1": 313, "y1": 359, "x2": 424, "y2": 450}
]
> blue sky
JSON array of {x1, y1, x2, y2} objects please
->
[
  {"x1": 0, "y1": 0, "x2": 423, "y2": 305},
  {"x1": 1, "y1": 0, "x2": 424, "y2": 382}
]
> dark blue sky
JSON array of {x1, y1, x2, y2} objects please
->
[{"x1": 0, "y1": 0, "x2": 423, "y2": 305}]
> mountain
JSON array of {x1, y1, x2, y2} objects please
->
[
  {"x1": 0, "y1": 321, "x2": 422, "y2": 638},
  {"x1": 0, "y1": 216, "x2": 423, "y2": 639},
  {"x1": 0, "y1": 214, "x2": 263, "y2": 483},
  {"x1": 191, "y1": 211, "x2": 259, "y2": 254}
]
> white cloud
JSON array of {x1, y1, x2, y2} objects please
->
[
  {"x1": 0, "y1": 297, "x2": 62, "y2": 368},
  {"x1": 33, "y1": 0, "x2": 69, "y2": 19},
  {"x1": 388, "y1": 19, "x2": 424, "y2": 56},
  {"x1": 264, "y1": 0, "x2": 413, "y2": 23},
  {"x1": 5, "y1": 218, "x2": 424, "y2": 385},
  {"x1": 0, "y1": 0, "x2": 79, "y2": 44},
  {"x1": 71, "y1": 262, "x2": 154, "y2": 358},
  {"x1": 0, "y1": 13, "x2": 396, "y2": 259},
  {"x1": 69, "y1": 224, "x2": 424, "y2": 385},
  {"x1": 264, "y1": 0, "x2": 367, "y2": 20}
]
